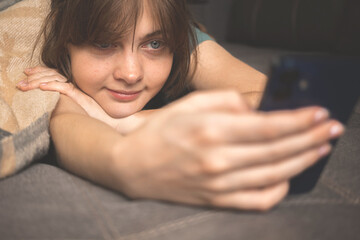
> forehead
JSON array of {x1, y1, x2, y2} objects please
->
[
  {"x1": 133, "y1": 2, "x2": 161, "y2": 36},
  {"x1": 90, "y1": 0, "x2": 163, "y2": 42},
  {"x1": 67, "y1": 0, "x2": 182, "y2": 51}
]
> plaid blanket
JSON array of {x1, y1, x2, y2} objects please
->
[{"x1": 0, "y1": 0, "x2": 59, "y2": 179}]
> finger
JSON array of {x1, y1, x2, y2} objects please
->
[
  {"x1": 202, "y1": 143, "x2": 331, "y2": 192},
  {"x1": 27, "y1": 70, "x2": 67, "y2": 83},
  {"x1": 168, "y1": 90, "x2": 251, "y2": 113},
  {"x1": 19, "y1": 75, "x2": 68, "y2": 91},
  {"x1": 192, "y1": 107, "x2": 332, "y2": 144},
  {"x1": 209, "y1": 181, "x2": 289, "y2": 211},
  {"x1": 198, "y1": 120, "x2": 343, "y2": 173},
  {"x1": 24, "y1": 66, "x2": 58, "y2": 75},
  {"x1": 17, "y1": 68, "x2": 67, "y2": 91},
  {"x1": 39, "y1": 81, "x2": 100, "y2": 113},
  {"x1": 39, "y1": 81, "x2": 83, "y2": 100}
]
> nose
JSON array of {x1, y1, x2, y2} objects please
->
[{"x1": 113, "y1": 51, "x2": 143, "y2": 84}]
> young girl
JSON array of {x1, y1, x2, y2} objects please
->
[{"x1": 18, "y1": 0, "x2": 343, "y2": 211}]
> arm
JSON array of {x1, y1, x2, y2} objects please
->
[
  {"x1": 50, "y1": 90, "x2": 343, "y2": 211},
  {"x1": 50, "y1": 94, "x2": 127, "y2": 187},
  {"x1": 189, "y1": 40, "x2": 267, "y2": 108},
  {"x1": 17, "y1": 66, "x2": 154, "y2": 135}
]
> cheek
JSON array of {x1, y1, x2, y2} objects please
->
[
  {"x1": 71, "y1": 58, "x2": 108, "y2": 92},
  {"x1": 145, "y1": 55, "x2": 174, "y2": 87}
]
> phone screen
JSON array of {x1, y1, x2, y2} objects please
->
[{"x1": 259, "y1": 55, "x2": 360, "y2": 194}]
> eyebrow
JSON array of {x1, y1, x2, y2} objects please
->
[
  {"x1": 142, "y1": 30, "x2": 163, "y2": 40},
  {"x1": 131, "y1": 30, "x2": 163, "y2": 51}
]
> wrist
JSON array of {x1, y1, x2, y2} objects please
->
[
  {"x1": 115, "y1": 110, "x2": 156, "y2": 135},
  {"x1": 108, "y1": 134, "x2": 141, "y2": 196},
  {"x1": 114, "y1": 114, "x2": 142, "y2": 135}
]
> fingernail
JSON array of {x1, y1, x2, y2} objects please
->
[
  {"x1": 314, "y1": 108, "x2": 329, "y2": 123},
  {"x1": 40, "y1": 82, "x2": 47, "y2": 86},
  {"x1": 330, "y1": 123, "x2": 344, "y2": 137},
  {"x1": 319, "y1": 144, "x2": 331, "y2": 157}
]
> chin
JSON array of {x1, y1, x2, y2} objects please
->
[
  {"x1": 106, "y1": 111, "x2": 134, "y2": 119},
  {"x1": 104, "y1": 106, "x2": 140, "y2": 119}
]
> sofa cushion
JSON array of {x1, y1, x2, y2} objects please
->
[{"x1": 227, "y1": 0, "x2": 359, "y2": 54}]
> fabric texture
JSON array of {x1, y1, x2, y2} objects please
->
[{"x1": 0, "y1": 0, "x2": 59, "y2": 179}]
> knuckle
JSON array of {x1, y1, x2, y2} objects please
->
[
  {"x1": 224, "y1": 90, "x2": 250, "y2": 111},
  {"x1": 255, "y1": 194, "x2": 278, "y2": 212},
  {"x1": 206, "y1": 195, "x2": 225, "y2": 207},
  {"x1": 256, "y1": 183, "x2": 289, "y2": 211},
  {"x1": 65, "y1": 83, "x2": 75, "y2": 93},
  {"x1": 27, "y1": 80, "x2": 38, "y2": 88},
  {"x1": 203, "y1": 179, "x2": 227, "y2": 193},
  {"x1": 264, "y1": 145, "x2": 283, "y2": 160},
  {"x1": 261, "y1": 126, "x2": 278, "y2": 139},
  {"x1": 198, "y1": 155, "x2": 226, "y2": 175},
  {"x1": 198, "y1": 123, "x2": 218, "y2": 142},
  {"x1": 257, "y1": 200, "x2": 276, "y2": 212},
  {"x1": 262, "y1": 172, "x2": 281, "y2": 186}
]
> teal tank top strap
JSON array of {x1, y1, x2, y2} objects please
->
[{"x1": 195, "y1": 27, "x2": 213, "y2": 44}]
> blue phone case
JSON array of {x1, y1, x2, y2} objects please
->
[{"x1": 260, "y1": 55, "x2": 360, "y2": 194}]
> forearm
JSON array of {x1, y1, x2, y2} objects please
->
[
  {"x1": 49, "y1": 95, "x2": 128, "y2": 191},
  {"x1": 113, "y1": 109, "x2": 157, "y2": 135},
  {"x1": 50, "y1": 112, "x2": 126, "y2": 190}
]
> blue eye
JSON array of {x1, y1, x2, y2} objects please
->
[{"x1": 149, "y1": 40, "x2": 161, "y2": 49}]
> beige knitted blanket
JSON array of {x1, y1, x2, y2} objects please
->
[{"x1": 0, "y1": 0, "x2": 59, "y2": 179}]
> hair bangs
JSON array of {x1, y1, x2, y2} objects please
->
[
  {"x1": 147, "y1": 0, "x2": 190, "y2": 52},
  {"x1": 70, "y1": 0, "x2": 143, "y2": 45},
  {"x1": 145, "y1": 0, "x2": 197, "y2": 100}
]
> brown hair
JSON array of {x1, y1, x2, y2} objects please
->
[{"x1": 40, "y1": 0, "x2": 198, "y2": 100}]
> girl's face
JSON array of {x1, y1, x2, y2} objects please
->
[{"x1": 68, "y1": 4, "x2": 173, "y2": 118}]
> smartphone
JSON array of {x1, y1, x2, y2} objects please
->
[{"x1": 259, "y1": 55, "x2": 360, "y2": 194}]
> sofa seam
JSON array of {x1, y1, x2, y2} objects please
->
[
  {"x1": 116, "y1": 211, "x2": 219, "y2": 240},
  {"x1": 280, "y1": 198, "x2": 358, "y2": 206},
  {"x1": 320, "y1": 177, "x2": 360, "y2": 205}
]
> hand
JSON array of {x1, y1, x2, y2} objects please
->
[
  {"x1": 17, "y1": 66, "x2": 146, "y2": 134},
  {"x1": 113, "y1": 90, "x2": 344, "y2": 211}
]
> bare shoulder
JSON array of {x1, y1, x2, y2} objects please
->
[{"x1": 192, "y1": 41, "x2": 267, "y2": 92}]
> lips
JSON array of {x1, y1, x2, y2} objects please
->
[{"x1": 107, "y1": 88, "x2": 142, "y2": 102}]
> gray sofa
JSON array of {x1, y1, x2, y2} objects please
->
[{"x1": 1, "y1": 0, "x2": 359, "y2": 239}]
